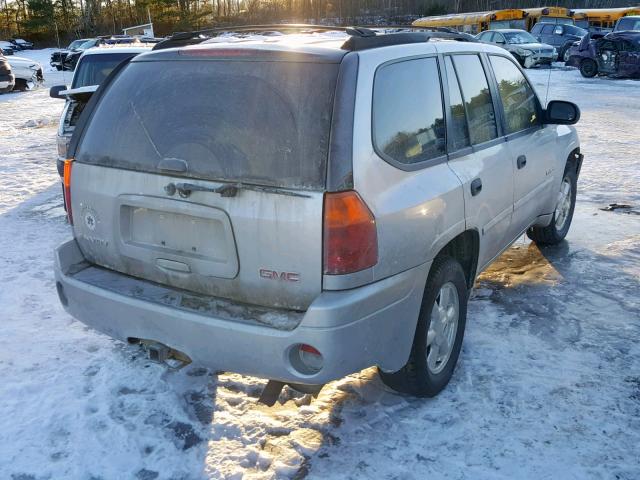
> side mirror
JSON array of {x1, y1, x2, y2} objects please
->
[
  {"x1": 49, "y1": 85, "x2": 67, "y2": 99},
  {"x1": 545, "y1": 100, "x2": 580, "y2": 125}
]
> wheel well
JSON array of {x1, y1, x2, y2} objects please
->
[
  {"x1": 435, "y1": 230, "x2": 479, "y2": 290},
  {"x1": 567, "y1": 148, "x2": 583, "y2": 176}
]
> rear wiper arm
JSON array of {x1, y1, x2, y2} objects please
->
[{"x1": 164, "y1": 182, "x2": 311, "y2": 199}]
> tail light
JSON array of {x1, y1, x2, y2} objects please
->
[
  {"x1": 323, "y1": 191, "x2": 377, "y2": 275},
  {"x1": 63, "y1": 159, "x2": 74, "y2": 225}
]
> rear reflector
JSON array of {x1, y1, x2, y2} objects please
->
[
  {"x1": 297, "y1": 344, "x2": 323, "y2": 373},
  {"x1": 63, "y1": 159, "x2": 74, "y2": 225},
  {"x1": 323, "y1": 191, "x2": 377, "y2": 275}
]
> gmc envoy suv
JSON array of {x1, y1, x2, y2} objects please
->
[{"x1": 54, "y1": 26, "x2": 582, "y2": 403}]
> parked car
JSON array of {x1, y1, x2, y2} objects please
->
[
  {"x1": 62, "y1": 37, "x2": 145, "y2": 71},
  {"x1": 0, "y1": 51, "x2": 15, "y2": 93},
  {"x1": 55, "y1": 28, "x2": 582, "y2": 404},
  {"x1": 566, "y1": 31, "x2": 640, "y2": 78},
  {"x1": 614, "y1": 15, "x2": 640, "y2": 32},
  {"x1": 50, "y1": 46, "x2": 153, "y2": 174},
  {"x1": 11, "y1": 38, "x2": 34, "y2": 49},
  {"x1": 7, "y1": 55, "x2": 43, "y2": 90},
  {"x1": 476, "y1": 29, "x2": 557, "y2": 68},
  {"x1": 0, "y1": 40, "x2": 15, "y2": 55},
  {"x1": 50, "y1": 39, "x2": 97, "y2": 71},
  {"x1": 530, "y1": 23, "x2": 588, "y2": 62}
]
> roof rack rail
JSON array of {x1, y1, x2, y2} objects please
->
[{"x1": 152, "y1": 23, "x2": 476, "y2": 51}]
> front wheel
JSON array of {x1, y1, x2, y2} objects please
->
[
  {"x1": 580, "y1": 58, "x2": 598, "y2": 78},
  {"x1": 527, "y1": 163, "x2": 577, "y2": 245},
  {"x1": 379, "y1": 256, "x2": 468, "y2": 397}
]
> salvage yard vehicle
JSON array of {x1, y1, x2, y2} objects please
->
[
  {"x1": 10, "y1": 38, "x2": 34, "y2": 50},
  {"x1": 0, "y1": 40, "x2": 15, "y2": 55},
  {"x1": 55, "y1": 25, "x2": 582, "y2": 404},
  {"x1": 50, "y1": 45, "x2": 153, "y2": 176},
  {"x1": 50, "y1": 39, "x2": 98, "y2": 71},
  {"x1": 530, "y1": 23, "x2": 587, "y2": 62},
  {"x1": 566, "y1": 31, "x2": 640, "y2": 78},
  {"x1": 0, "y1": 51, "x2": 15, "y2": 93},
  {"x1": 476, "y1": 29, "x2": 557, "y2": 67},
  {"x1": 7, "y1": 55, "x2": 43, "y2": 90}
]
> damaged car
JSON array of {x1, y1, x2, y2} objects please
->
[
  {"x1": 566, "y1": 31, "x2": 640, "y2": 78},
  {"x1": 476, "y1": 29, "x2": 557, "y2": 68},
  {"x1": 7, "y1": 55, "x2": 43, "y2": 90}
]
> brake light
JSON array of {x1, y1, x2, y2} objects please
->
[
  {"x1": 63, "y1": 159, "x2": 74, "y2": 225},
  {"x1": 323, "y1": 191, "x2": 377, "y2": 275}
]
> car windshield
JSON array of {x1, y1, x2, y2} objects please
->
[
  {"x1": 68, "y1": 40, "x2": 85, "y2": 49},
  {"x1": 72, "y1": 52, "x2": 138, "y2": 88},
  {"x1": 616, "y1": 18, "x2": 640, "y2": 31},
  {"x1": 76, "y1": 58, "x2": 338, "y2": 189},
  {"x1": 503, "y1": 31, "x2": 538, "y2": 44},
  {"x1": 566, "y1": 26, "x2": 588, "y2": 36},
  {"x1": 78, "y1": 40, "x2": 96, "y2": 49}
]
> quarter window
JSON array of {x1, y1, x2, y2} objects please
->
[
  {"x1": 373, "y1": 57, "x2": 446, "y2": 165},
  {"x1": 444, "y1": 56, "x2": 470, "y2": 151},
  {"x1": 489, "y1": 55, "x2": 540, "y2": 134},
  {"x1": 451, "y1": 55, "x2": 498, "y2": 145}
]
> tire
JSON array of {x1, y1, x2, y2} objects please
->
[
  {"x1": 580, "y1": 58, "x2": 598, "y2": 78},
  {"x1": 526, "y1": 162, "x2": 577, "y2": 246},
  {"x1": 13, "y1": 78, "x2": 28, "y2": 91},
  {"x1": 379, "y1": 256, "x2": 468, "y2": 397}
]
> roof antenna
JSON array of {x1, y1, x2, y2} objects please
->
[{"x1": 544, "y1": 61, "x2": 553, "y2": 107}]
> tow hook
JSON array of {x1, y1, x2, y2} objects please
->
[{"x1": 138, "y1": 339, "x2": 192, "y2": 370}]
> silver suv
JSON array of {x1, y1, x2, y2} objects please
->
[{"x1": 54, "y1": 27, "x2": 582, "y2": 402}]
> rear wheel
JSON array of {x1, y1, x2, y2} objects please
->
[
  {"x1": 379, "y1": 256, "x2": 467, "y2": 397},
  {"x1": 13, "y1": 78, "x2": 28, "y2": 91},
  {"x1": 527, "y1": 163, "x2": 577, "y2": 245},
  {"x1": 580, "y1": 58, "x2": 598, "y2": 78}
]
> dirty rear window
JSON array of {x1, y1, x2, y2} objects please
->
[{"x1": 75, "y1": 59, "x2": 338, "y2": 190}]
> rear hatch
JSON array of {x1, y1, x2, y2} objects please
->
[{"x1": 70, "y1": 49, "x2": 340, "y2": 311}]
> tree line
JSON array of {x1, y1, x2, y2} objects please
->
[{"x1": 0, "y1": 0, "x2": 634, "y2": 45}]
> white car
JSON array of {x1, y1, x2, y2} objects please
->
[
  {"x1": 50, "y1": 45, "x2": 153, "y2": 170},
  {"x1": 7, "y1": 55, "x2": 43, "y2": 90}
]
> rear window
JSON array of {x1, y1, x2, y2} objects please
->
[
  {"x1": 75, "y1": 59, "x2": 338, "y2": 190},
  {"x1": 72, "y1": 52, "x2": 137, "y2": 88}
]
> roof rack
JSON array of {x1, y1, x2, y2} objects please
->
[{"x1": 152, "y1": 23, "x2": 476, "y2": 52}]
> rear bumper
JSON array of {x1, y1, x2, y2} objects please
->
[{"x1": 55, "y1": 239, "x2": 429, "y2": 384}]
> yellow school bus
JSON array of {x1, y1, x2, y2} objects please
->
[
  {"x1": 573, "y1": 7, "x2": 640, "y2": 32},
  {"x1": 523, "y1": 7, "x2": 575, "y2": 30},
  {"x1": 412, "y1": 9, "x2": 527, "y2": 35}
]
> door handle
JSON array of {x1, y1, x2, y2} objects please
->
[
  {"x1": 517, "y1": 155, "x2": 527, "y2": 169},
  {"x1": 470, "y1": 178, "x2": 482, "y2": 196}
]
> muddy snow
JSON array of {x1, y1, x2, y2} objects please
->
[{"x1": 0, "y1": 51, "x2": 638, "y2": 479}]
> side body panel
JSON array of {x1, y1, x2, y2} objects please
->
[{"x1": 351, "y1": 44, "x2": 466, "y2": 283}]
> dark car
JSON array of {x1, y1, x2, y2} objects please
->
[
  {"x1": 476, "y1": 29, "x2": 557, "y2": 68},
  {"x1": 50, "y1": 39, "x2": 98, "y2": 71},
  {"x1": 62, "y1": 36, "x2": 142, "y2": 71},
  {"x1": 566, "y1": 31, "x2": 640, "y2": 78},
  {"x1": 0, "y1": 51, "x2": 15, "y2": 93},
  {"x1": 531, "y1": 23, "x2": 588, "y2": 62},
  {"x1": 0, "y1": 41, "x2": 15, "y2": 55},
  {"x1": 11, "y1": 38, "x2": 34, "y2": 50}
]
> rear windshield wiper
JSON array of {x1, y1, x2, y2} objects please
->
[{"x1": 164, "y1": 182, "x2": 311, "y2": 199}]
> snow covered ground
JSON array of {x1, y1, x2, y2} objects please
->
[{"x1": 0, "y1": 51, "x2": 638, "y2": 479}]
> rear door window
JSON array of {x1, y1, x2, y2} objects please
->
[
  {"x1": 443, "y1": 56, "x2": 471, "y2": 151},
  {"x1": 372, "y1": 57, "x2": 446, "y2": 166},
  {"x1": 75, "y1": 59, "x2": 338, "y2": 190},
  {"x1": 451, "y1": 55, "x2": 498, "y2": 145},
  {"x1": 489, "y1": 55, "x2": 540, "y2": 134}
]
